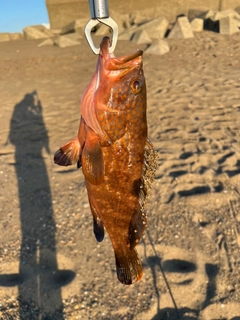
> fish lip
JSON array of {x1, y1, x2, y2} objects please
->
[{"x1": 100, "y1": 36, "x2": 143, "y2": 71}]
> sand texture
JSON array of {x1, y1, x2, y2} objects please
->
[{"x1": 0, "y1": 32, "x2": 240, "y2": 319}]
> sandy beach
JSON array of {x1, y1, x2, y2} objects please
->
[{"x1": 0, "y1": 31, "x2": 240, "y2": 319}]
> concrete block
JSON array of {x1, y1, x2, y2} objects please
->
[
  {"x1": 119, "y1": 17, "x2": 169, "y2": 41},
  {"x1": 168, "y1": 17, "x2": 194, "y2": 39},
  {"x1": 46, "y1": 0, "x2": 89, "y2": 30},
  {"x1": 145, "y1": 39, "x2": 170, "y2": 55},
  {"x1": 61, "y1": 19, "x2": 88, "y2": 36},
  {"x1": 235, "y1": 6, "x2": 240, "y2": 15},
  {"x1": 23, "y1": 25, "x2": 54, "y2": 40},
  {"x1": 118, "y1": 26, "x2": 138, "y2": 41},
  {"x1": 188, "y1": 9, "x2": 207, "y2": 21},
  {"x1": 204, "y1": 10, "x2": 216, "y2": 19},
  {"x1": 38, "y1": 38, "x2": 55, "y2": 47},
  {"x1": 95, "y1": 24, "x2": 111, "y2": 36},
  {"x1": 55, "y1": 34, "x2": 81, "y2": 47},
  {"x1": 211, "y1": 9, "x2": 240, "y2": 21},
  {"x1": 129, "y1": 11, "x2": 149, "y2": 25},
  {"x1": 220, "y1": 16, "x2": 239, "y2": 35},
  {"x1": 111, "y1": 12, "x2": 131, "y2": 34},
  {"x1": 10, "y1": 33, "x2": 23, "y2": 40},
  {"x1": 0, "y1": 33, "x2": 11, "y2": 42},
  {"x1": 139, "y1": 17, "x2": 169, "y2": 39},
  {"x1": 190, "y1": 18, "x2": 204, "y2": 32},
  {"x1": 131, "y1": 30, "x2": 152, "y2": 45}
]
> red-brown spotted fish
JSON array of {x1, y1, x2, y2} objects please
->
[{"x1": 54, "y1": 36, "x2": 157, "y2": 284}]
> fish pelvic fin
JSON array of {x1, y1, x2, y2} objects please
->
[
  {"x1": 114, "y1": 246, "x2": 142, "y2": 285},
  {"x1": 54, "y1": 137, "x2": 81, "y2": 166},
  {"x1": 82, "y1": 127, "x2": 104, "y2": 185},
  {"x1": 88, "y1": 194, "x2": 104, "y2": 242}
]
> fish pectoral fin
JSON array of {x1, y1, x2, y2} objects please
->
[
  {"x1": 128, "y1": 206, "x2": 147, "y2": 250},
  {"x1": 82, "y1": 129, "x2": 104, "y2": 185},
  {"x1": 88, "y1": 196, "x2": 104, "y2": 242},
  {"x1": 54, "y1": 137, "x2": 81, "y2": 166},
  {"x1": 114, "y1": 246, "x2": 142, "y2": 285}
]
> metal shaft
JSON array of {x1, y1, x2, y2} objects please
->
[{"x1": 88, "y1": 0, "x2": 109, "y2": 19}]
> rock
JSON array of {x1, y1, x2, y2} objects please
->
[
  {"x1": 190, "y1": 18, "x2": 204, "y2": 32},
  {"x1": 0, "y1": 33, "x2": 10, "y2": 42},
  {"x1": 55, "y1": 34, "x2": 81, "y2": 48},
  {"x1": 145, "y1": 39, "x2": 170, "y2": 55},
  {"x1": 131, "y1": 30, "x2": 152, "y2": 45},
  {"x1": 61, "y1": 19, "x2": 88, "y2": 36},
  {"x1": 220, "y1": 16, "x2": 239, "y2": 35},
  {"x1": 10, "y1": 33, "x2": 23, "y2": 40},
  {"x1": 168, "y1": 16, "x2": 194, "y2": 39},
  {"x1": 23, "y1": 25, "x2": 54, "y2": 40},
  {"x1": 38, "y1": 38, "x2": 55, "y2": 47}
]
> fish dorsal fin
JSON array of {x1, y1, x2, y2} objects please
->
[
  {"x1": 128, "y1": 139, "x2": 158, "y2": 250},
  {"x1": 81, "y1": 126, "x2": 104, "y2": 185},
  {"x1": 54, "y1": 137, "x2": 81, "y2": 166}
]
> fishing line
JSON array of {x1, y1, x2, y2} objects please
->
[{"x1": 146, "y1": 229, "x2": 180, "y2": 319}]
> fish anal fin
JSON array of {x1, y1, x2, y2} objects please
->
[
  {"x1": 54, "y1": 137, "x2": 80, "y2": 166},
  {"x1": 82, "y1": 128, "x2": 104, "y2": 185},
  {"x1": 88, "y1": 196, "x2": 104, "y2": 242},
  {"x1": 114, "y1": 246, "x2": 142, "y2": 285},
  {"x1": 128, "y1": 206, "x2": 147, "y2": 250}
]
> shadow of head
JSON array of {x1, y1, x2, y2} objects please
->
[
  {"x1": 162, "y1": 259, "x2": 196, "y2": 273},
  {"x1": 151, "y1": 307, "x2": 198, "y2": 320}
]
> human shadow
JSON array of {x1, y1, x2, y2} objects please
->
[{"x1": 0, "y1": 91, "x2": 75, "y2": 319}]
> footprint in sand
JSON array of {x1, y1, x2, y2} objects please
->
[{"x1": 134, "y1": 244, "x2": 240, "y2": 320}]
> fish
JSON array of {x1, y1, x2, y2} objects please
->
[{"x1": 54, "y1": 36, "x2": 158, "y2": 285}]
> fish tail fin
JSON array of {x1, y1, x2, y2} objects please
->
[
  {"x1": 114, "y1": 246, "x2": 142, "y2": 285},
  {"x1": 54, "y1": 137, "x2": 81, "y2": 166}
]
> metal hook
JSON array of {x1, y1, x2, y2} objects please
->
[
  {"x1": 85, "y1": 17, "x2": 118, "y2": 54},
  {"x1": 85, "y1": 0, "x2": 118, "y2": 54}
]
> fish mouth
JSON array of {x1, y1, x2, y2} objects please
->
[{"x1": 100, "y1": 36, "x2": 143, "y2": 76}]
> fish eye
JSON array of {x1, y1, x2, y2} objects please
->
[{"x1": 130, "y1": 78, "x2": 142, "y2": 94}]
